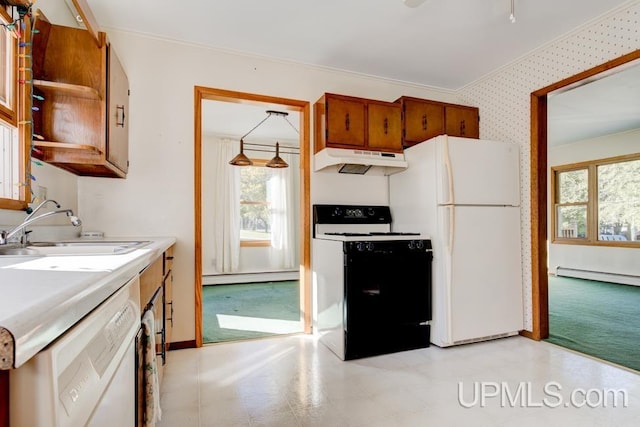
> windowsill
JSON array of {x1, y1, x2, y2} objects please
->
[{"x1": 240, "y1": 240, "x2": 271, "y2": 247}]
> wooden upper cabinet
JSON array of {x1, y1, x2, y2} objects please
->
[
  {"x1": 320, "y1": 93, "x2": 366, "y2": 149},
  {"x1": 397, "y1": 96, "x2": 445, "y2": 147},
  {"x1": 315, "y1": 93, "x2": 402, "y2": 153},
  {"x1": 106, "y1": 46, "x2": 129, "y2": 174},
  {"x1": 367, "y1": 101, "x2": 402, "y2": 151},
  {"x1": 396, "y1": 96, "x2": 479, "y2": 146},
  {"x1": 445, "y1": 104, "x2": 479, "y2": 139},
  {"x1": 31, "y1": 13, "x2": 129, "y2": 178}
]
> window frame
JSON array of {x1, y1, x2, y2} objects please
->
[
  {"x1": 0, "y1": 6, "x2": 29, "y2": 211},
  {"x1": 239, "y1": 158, "x2": 272, "y2": 247},
  {"x1": 551, "y1": 153, "x2": 640, "y2": 247}
]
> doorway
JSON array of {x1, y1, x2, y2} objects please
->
[
  {"x1": 529, "y1": 49, "x2": 640, "y2": 342},
  {"x1": 194, "y1": 87, "x2": 311, "y2": 347}
]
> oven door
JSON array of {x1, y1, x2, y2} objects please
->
[{"x1": 343, "y1": 240, "x2": 432, "y2": 359}]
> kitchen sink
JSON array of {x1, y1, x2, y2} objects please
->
[
  {"x1": 0, "y1": 246, "x2": 39, "y2": 256},
  {"x1": 0, "y1": 240, "x2": 151, "y2": 256}
]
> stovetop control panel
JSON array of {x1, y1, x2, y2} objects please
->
[{"x1": 313, "y1": 204, "x2": 392, "y2": 225}]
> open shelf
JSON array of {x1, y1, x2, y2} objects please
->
[
  {"x1": 32, "y1": 140, "x2": 102, "y2": 154},
  {"x1": 33, "y1": 80, "x2": 102, "y2": 100}
]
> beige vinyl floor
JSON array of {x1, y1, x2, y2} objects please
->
[{"x1": 157, "y1": 335, "x2": 639, "y2": 427}]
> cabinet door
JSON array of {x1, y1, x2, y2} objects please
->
[
  {"x1": 325, "y1": 95, "x2": 366, "y2": 148},
  {"x1": 151, "y1": 287, "x2": 165, "y2": 385},
  {"x1": 367, "y1": 101, "x2": 402, "y2": 152},
  {"x1": 402, "y1": 98, "x2": 444, "y2": 146},
  {"x1": 163, "y1": 271, "x2": 173, "y2": 351},
  {"x1": 107, "y1": 45, "x2": 129, "y2": 174},
  {"x1": 445, "y1": 105, "x2": 479, "y2": 139}
]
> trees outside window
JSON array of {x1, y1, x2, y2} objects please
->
[
  {"x1": 552, "y1": 155, "x2": 640, "y2": 245},
  {"x1": 239, "y1": 161, "x2": 273, "y2": 245}
]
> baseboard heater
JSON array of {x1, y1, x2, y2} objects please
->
[
  {"x1": 556, "y1": 267, "x2": 640, "y2": 287},
  {"x1": 203, "y1": 270, "x2": 299, "y2": 285}
]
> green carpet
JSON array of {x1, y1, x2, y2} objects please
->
[
  {"x1": 202, "y1": 281, "x2": 302, "y2": 343},
  {"x1": 546, "y1": 275, "x2": 640, "y2": 371}
]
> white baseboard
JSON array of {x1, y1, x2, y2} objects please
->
[
  {"x1": 556, "y1": 267, "x2": 640, "y2": 287},
  {"x1": 203, "y1": 270, "x2": 299, "y2": 285}
]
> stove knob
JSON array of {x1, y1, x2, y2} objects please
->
[
  {"x1": 356, "y1": 242, "x2": 366, "y2": 252},
  {"x1": 408, "y1": 241, "x2": 416, "y2": 250},
  {"x1": 416, "y1": 240, "x2": 425, "y2": 250},
  {"x1": 366, "y1": 242, "x2": 374, "y2": 251},
  {"x1": 367, "y1": 207, "x2": 375, "y2": 216},
  {"x1": 333, "y1": 207, "x2": 343, "y2": 217}
]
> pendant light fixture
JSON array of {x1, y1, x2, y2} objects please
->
[
  {"x1": 229, "y1": 110, "x2": 299, "y2": 168},
  {"x1": 265, "y1": 142, "x2": 289, "y2": 168},
  {"x1": 228, "y1": 139, "x2": 253, "y2": 166}
]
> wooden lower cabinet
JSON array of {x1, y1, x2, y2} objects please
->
[
  {"x1": 137, "y1": 244, "x2": 174, "y2": 426},
  {"x1": 0, "y1": 371, "x2": 7, "y2": 427}
]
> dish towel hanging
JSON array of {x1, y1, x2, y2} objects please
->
[{"x1": 142, "y1": 310, "x2": 162, "y2": 425}]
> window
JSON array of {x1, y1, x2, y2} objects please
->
[
  {"x1": 0, "y1": 6, "x2": 28, "y2": 210},
  {"x1": 239, "y1": 160, "x2": 273, "y2": 246},
  {"x1": 552, "y1": 154, "x2": 640, "y2": 245}
]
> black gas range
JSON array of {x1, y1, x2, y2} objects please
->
[{"x1": 312, "y1": 204, "x2": 433, "y2": 360}]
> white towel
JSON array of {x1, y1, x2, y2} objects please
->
[{"x1": 142, "y1": 310, "x2": 162, "y2": 425}]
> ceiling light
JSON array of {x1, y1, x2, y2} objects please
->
[
  {"x1": 510, "y1": 0, "x2": 516, "y2": 23},
  {"x1": 228, "y1": 139, "x2": 253, "y2": 166},
  {"x1": 229, "y1": 110, "x2": 299, "y2": 168},
  {"x1": 265, "y1": 142, "x2": 289, "y2": 168}
]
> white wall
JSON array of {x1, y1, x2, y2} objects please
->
[
  {"x1": 76, "y1": 31, "x2": 459, "y2": 343},
  {"x1": 0, "y1": 162, "x2": 78, "y2": 229},
  {"x1": 548, "y1": 128, "x2": 640, "y2": 277},
  {"x1": 460, "y1": 2, "x2": 640, "y2": 330}
]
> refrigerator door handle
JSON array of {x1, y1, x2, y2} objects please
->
[
  {"x1": 442, "y1": 136, "x2": 455, "y2": 205},
  {"x1": 444, "y1": 205, "x2": 455, "y2": 255}
]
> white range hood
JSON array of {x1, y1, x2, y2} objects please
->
[{"x1": 314, "y1": 147, "x2": 408, "y2": 175}]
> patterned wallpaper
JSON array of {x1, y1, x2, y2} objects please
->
[{"x1": 458, "y1": 2, "x2": 640, "y2": 331}]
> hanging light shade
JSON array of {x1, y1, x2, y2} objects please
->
[
  {"x1": 229, "y1": 110, "x2": 299, "y2": 167},
  {"x1": 265, "y1": 142, "x2": 289, "y2": 168},
  {"x1": 229, "y1": 139, "x2": 253, "y2": 166}
]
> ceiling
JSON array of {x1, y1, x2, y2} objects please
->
[
  {"x1": 75, "y1": 0, "x2": 640, "y2": 143},
  {"x1": 548, "y1": 60, "x2": 640, "y2": 146},
  {"x1": 83, "y1": 0, "x2": 632, "y2": 90}
]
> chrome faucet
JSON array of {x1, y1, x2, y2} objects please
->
[{"x1": 0, "y1": 201, "x2": 82, "y2": 245}]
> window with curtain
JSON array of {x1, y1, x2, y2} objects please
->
[{"x1": 239, "y1": 159, "x2": 273, "y2": 246}]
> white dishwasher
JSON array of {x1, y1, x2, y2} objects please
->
[{"x1": 10, "y1": 275, "x2": 141, "y2": 427}]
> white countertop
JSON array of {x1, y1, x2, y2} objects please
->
[{"x1": 0, "y1": 236, "x2": 176, "y2": 369}]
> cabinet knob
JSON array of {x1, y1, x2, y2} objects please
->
[
  {"x1": 460, "y1": 119, "x2": 466, "y2": 136},
  {"x1": 422, "y1": 114, "x2": 428, "y2": 131},
  {"x1": 116, "y1": 105, "x2": 126, "y2": 127},
  {"x1": 345, "y1": 112, "x2": 350, "y2": 131},
  {"x1": 383, "y1": 117, "x2": 389, "y2": 134}
]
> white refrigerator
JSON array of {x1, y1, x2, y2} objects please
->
[{"x1": 389, "y1": 135, "x2": 523, "y2": 347}]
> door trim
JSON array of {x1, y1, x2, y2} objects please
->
[
  {"x1": 194, "y1": 86, "x2": 311, "y2": 347},
  {"x1": 529, "y1": 49, "x2": 640, "y2": 340}
]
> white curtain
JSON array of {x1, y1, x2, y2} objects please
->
[
  {"x1": 211, "y1": 138, "x2": 241, "y2": 273},
  {"x1": 269, "y1": 151, "x2": 299, "y2": 270}
]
